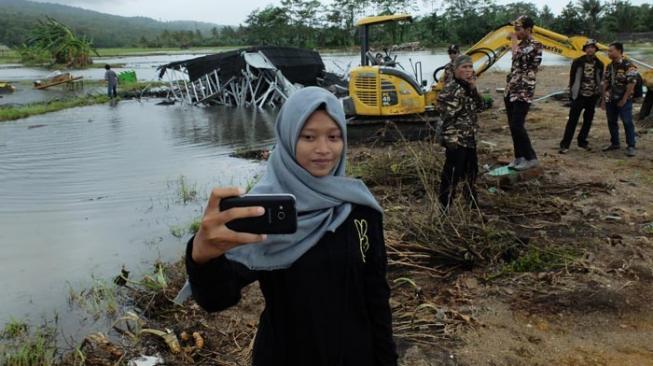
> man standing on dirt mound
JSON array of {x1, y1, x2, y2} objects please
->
[
  {"x1": 559, "y1": 39, "x2": 604, "y2": 154},
  {"x1": 600, "y1": 42, "x2": 639, "y2": 157},
  {"x1": 504, "y1": 15, "x2": 542, "y2": 171}
]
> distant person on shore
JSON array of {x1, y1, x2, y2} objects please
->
[
  {"x1": 600, "y1": 42, "x2": 639, "y2": 157},
  {"x1": 559, "y1": 39, "x2": 604, "y2": 154},
  {"x1": 104, "y1": 64, "x2": 118, "y2": 98},
  {"x1": 442, "y1": 44, "x2": 460, "y2": 84},
  {"x1": 504, "y1": 15, "x2": 542, "y2": 171},
  {"x1": 437, "y1": 55, "x2": 485, "y2": 211},
  {"x1": 185, "y1": 87, "x2": 398, "y2": 365}
]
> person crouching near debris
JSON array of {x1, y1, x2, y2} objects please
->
[
  {"x1": 437, "y1": 55, "x2": 484, "y2": 212},
  {"x1": 559, "y1": 39, "x2": 604, "y2": 154},
  {"x1": 185, "y1": 87, "x2": 398, "y2": 366}
]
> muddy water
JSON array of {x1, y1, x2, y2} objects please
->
[
  {"x1": 0, "y1": 100, "x2": 276, "y2": 326},
  {"x1": 0, "y1": 49, "x2": 569, "y2": 85}
]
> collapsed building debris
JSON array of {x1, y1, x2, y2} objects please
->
[{"x1": 157, "y1": 47, "x2": 332, "y2": 108}]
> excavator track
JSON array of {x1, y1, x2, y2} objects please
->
[{"x1": 346, "y1": 111, "x2": 440, "y2": 144}]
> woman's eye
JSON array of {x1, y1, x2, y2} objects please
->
[
  {"x1": 329, "y1": 134, "x2": 342, "y2": 141},
  {"x1": 301, "y1": 135, "x2": 315, "y2": 141}
]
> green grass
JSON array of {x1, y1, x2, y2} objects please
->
[
  {"x1": 506, "y1": 246, "x2": 577, "y2": 273},
  {"x1": 96, "y1": 46, "x2": 245, "y2": 57},
  {"x1": 170, "y1": 216, "x2": 202, "y2": 238},
  {"x1": 68, "y1": 277, "x2": 119, "y2": 319},
  {"x1": 0, "y1": 333, "x2": 56, "y2": 366},
  {"x1": 1, "y1": 319, "x2": 28, "y2": 339},
  {"x1": 170, "y1": 225, "x2": 186, "y2": 238},
  {"x1": 175, "y1": 175, "x2": 198, "y2": 204},
  {"x1": 138, "y1": 263, "x2": 169, "y2": 292},
  {"x1": 0, "y1": 95, "x2": 110, "y2": 122},
  {"x1": 189, "y1": 217, "x2": 202, "y2": 234},
  {"x1": 0, "y1": 322, "x2": 56, "y2": 366},
  {"x1": 0, "y1": 50, "x2": 20, "y2": 64}
]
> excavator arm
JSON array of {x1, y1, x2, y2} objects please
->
[{"x1": 434, "y1": 24, "x2": 653, "y2": 93}]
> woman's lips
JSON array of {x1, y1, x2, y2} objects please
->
[{"x1": 311, "y1": 159, "x2": 333, "y2": 167}]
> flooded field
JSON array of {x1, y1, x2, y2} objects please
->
[
  {"x1": 2, "y1": 48, "x2": 649, "y2": 108},
  {"x1": 0, "y1": 100, "x2": 276, "y2": 328}
]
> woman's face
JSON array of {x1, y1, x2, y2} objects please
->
[{"x1": 295, "y1": 109, "x2": 344, "y2": 177}]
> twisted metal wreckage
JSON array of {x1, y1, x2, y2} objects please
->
[{"x1": 157, "y1": 47, "x2": 344, "y2": 109}]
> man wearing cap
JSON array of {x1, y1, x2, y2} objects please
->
[
  {"x1": 601, "y1": 42, "x2": 639, "y2": 157},
  {"x1": 504, "y1": 15, "x2": 543, "y2": 171},
  {"x1": 443, "y1": 44, "x2": 460, "y2": 84},
  {"x1": 437, "y1": 55, "x2": 485, "y2": 211},
  {"x1": 559, "y1": 39, "x2": 604, "y2": 154}
]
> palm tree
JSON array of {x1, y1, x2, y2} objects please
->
[
  {"x1": 577, "y1": 0, "x2": 605, "y2": 38},
  {"x1": 26, "y1": 17, "x2": 98, "y2": 68}
]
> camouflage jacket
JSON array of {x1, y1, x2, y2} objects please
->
[
  {"x1": 569, "y1": 55, "x2": 604, "y2": 99},
  {"x1": 505, "y1": 38, "x2": 543, "y2": 103},
  {"x1": 437, "y1": 78, "x2": 484, "y2": 148},
  {"x1": 604, "y1": 59, "x2": 638, "y2": 102}
]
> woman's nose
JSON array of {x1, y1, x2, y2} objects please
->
[{"x1": 315, "y1": 138, "x2": 329, "y2": 153}]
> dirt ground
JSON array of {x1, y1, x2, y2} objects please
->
[
  {"x1": 429, "y1": 66, "x2": 653, "y2": 366},
  {"x1": 54, "y1": 66, "x2": 653, "y2": 365}
]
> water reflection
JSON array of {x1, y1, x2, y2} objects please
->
[{"x1": 0, "y1": 100, "x2": 276, "y2": 325}]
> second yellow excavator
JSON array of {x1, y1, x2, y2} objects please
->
[{"x1": 345, "y1": 14, "x2": 653, "y2": 126}]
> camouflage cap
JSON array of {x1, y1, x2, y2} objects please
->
[
  {"x1": 513, "y1": 15, "x2": 534, "y2": 29},
  {"x1": 582, "y1": 39, "x2": 598, "y2": 51},
  {"x1": 453, "y1": 55, "x2": 473, "y2": 69}
]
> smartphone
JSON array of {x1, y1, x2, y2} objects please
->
[{"x1": 219, "y1": 194, "x2": 297, "y2": 234}]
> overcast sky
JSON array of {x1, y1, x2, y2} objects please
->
[{"x1": 32, "y1": 0, "x2": 652, "y2": 26}]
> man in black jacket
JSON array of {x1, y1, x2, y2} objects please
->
[{"x1": 559, "y1": 39, "x2": 604, "y2": 154}]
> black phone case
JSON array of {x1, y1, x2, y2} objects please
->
[{"x1": 219, "y1": 194, "x2": 297, "y2": 234}]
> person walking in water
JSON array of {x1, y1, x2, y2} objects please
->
[
  {"x1": 104, "y1": 64, "x2": 118, "y2": 98},
  {"x1": 559, "y1": 39, "x2": 604, "y2": 154},
  {"x1": 504, "y1": 15, "x2": 542, "y2": 171}
]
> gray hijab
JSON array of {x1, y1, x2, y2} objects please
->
[{"x1": 224, "y1": 86, "x2": 383, "y2": 270}]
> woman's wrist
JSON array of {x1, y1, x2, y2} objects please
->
[{"x1": 191, "y1": 232, "x2": 224, "y2": 265}]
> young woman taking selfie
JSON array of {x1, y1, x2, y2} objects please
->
[{"x1": 186, "y1": 87, "x2": 398, "y2": 366}]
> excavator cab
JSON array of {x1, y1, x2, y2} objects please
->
[{"x1": 346, "y1": 14, "x2": 437, "y2": 117}]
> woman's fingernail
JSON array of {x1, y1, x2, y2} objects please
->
[
  {"x1": 258, "y1": 207, "x2": 265, "y2": 215},
  {"x1": 261, "y1": 234, "x2": 268, "y2": 241},
  {"x1": 238, "y1": 187, "x2": 246, "y2": 195}
]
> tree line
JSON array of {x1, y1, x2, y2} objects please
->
[
  {"x1": 3, "y1": 0, "x2": 653, "y2": 50},
  {"x1": 136, "y1": 0, "x2": 653, "y2": 49}
]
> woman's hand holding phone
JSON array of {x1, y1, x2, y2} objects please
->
[{"x1": 191, "y1": 187, "x2": 267, "y2": 265}]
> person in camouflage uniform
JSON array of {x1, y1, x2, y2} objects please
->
[
  {"x1": 559, "y1": 39, "x2": 604, "y2": 154},
  {"x1": 504, "y1": 15, "x2": 542, "y2": 171},
  {"x1": 600, "y1": 42, "x2": 640, "y2": 157},
  {"x1": 437, "y1": 55, "x2": 485, "y2": 211},
  {"x1": 442, "y1": 44, "x2": 460, "y2": 84}
]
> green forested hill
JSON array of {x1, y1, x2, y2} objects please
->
[{"x1": 0, "y1": 0, "x2": 223, "y2": 48}]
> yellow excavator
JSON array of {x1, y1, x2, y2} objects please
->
[{"x1": 345, "y1": 14, "x2": 653, "y2": 128}]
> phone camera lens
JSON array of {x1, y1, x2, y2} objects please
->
[{"x1": 277, "y1": 211, "x2": 286, "y2": 221}]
